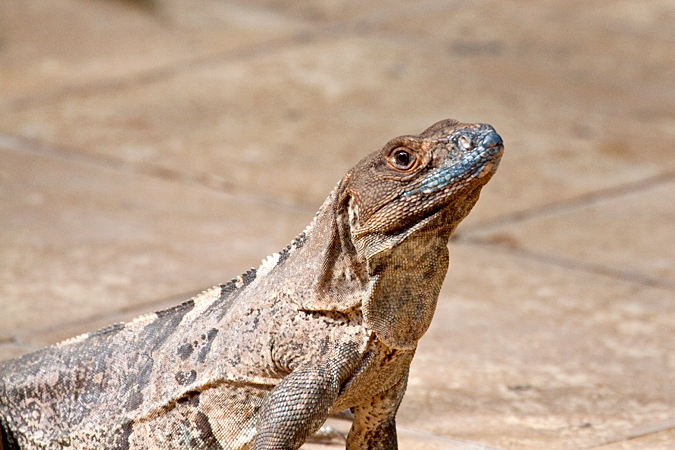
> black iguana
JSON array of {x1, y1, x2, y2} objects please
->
[{"x1": 0, "y1": 119, "x2": 503, "y2": 450}]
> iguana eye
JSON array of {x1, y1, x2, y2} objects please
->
[{"x1": 390, "y1": 148, "x2": 416, "y2": 170}]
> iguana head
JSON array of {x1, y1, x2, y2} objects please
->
[
  {"x1": 310, "y1": 119, "x2": 503, "y2": 349},
  {"x1": 345, "y1": 119, "x2": 503, "y2": 258}
]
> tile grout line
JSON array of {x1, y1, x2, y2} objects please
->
[
  {"x1": 456, "y1": 239, "x2": 675, "y2": 291},
  {"x1": 3, "y1": 0, "x2": 642, "y2": 118},
  {"x1": 457, "y1": 169, "x2": 675, "y2": 238},
  {"x1": 0, "y1": 132, "x2": 318, "y2": 214},
  {"x1": 396, "y1": 424, "x2": 505, "y2": 450},
  {"x1": 582, "y1": 420, "x2": 675, "y2": 449},
  {"x1": 0, "y1": 31, "x2": 313, "y2": 113},
  {"x1": 0, "y1": 0, "x2": 480, "y2": 114},
  {"x1": 0, "y1": 14, "x2": 378, "y2": 113}
]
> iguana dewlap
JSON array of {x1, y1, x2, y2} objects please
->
[{"x1": 0, "y1": 119, "x2": 503, "y2": 450}]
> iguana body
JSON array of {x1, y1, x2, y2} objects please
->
[{"x1": 0, "y1": 119, "x2": 503, "y2": 450}]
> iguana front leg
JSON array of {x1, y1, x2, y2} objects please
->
[
  {"x1": 346, "y1": 373, "x2": 408, "y2": 450},
  {"x1": 253, "y1": 341, "x2": 364, "y2": 450}
]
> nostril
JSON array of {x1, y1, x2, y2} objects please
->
[
  {"x1": 459, "y1": 135, "x2": 474, "y2": 150},
  {"x1": 482, "y1": 131, "x2": 503, "y2": 149}
]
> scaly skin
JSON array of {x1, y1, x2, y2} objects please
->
[{"x1": 0, "y1": 119, "x2": 503, "y2": 450}]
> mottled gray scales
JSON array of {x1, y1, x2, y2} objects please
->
[{"x1": 0, "y1": 119, "x2": 503, "y2": 449}]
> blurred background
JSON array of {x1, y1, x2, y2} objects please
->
[{"x1": 1, "y1": 1, "x2": 674, "y2": 448}]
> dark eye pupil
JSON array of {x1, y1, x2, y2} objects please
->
[{"x1": 395, "y1": 151, "x2": 410, "y2": 167}]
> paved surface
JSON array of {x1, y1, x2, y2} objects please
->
[{"x1": 1, "y1": 0, "x2": 674, "y2": 448}]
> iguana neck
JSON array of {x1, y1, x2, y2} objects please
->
[
  {"x1": 266, "y1": 179, "x2": 480, "y2": 351},
  {"x1": 273, "y1": 179, "x2": 485, "y2": 350},
  {"x1": 254, "y1": 180, "x2": 369, "y2": 313}
]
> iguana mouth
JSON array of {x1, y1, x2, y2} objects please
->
[{"x1": 403, "y1": 124, "x2": 504, "y2": 198}]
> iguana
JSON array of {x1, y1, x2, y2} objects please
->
[{"x1": 0, "y1": 119, "x2": 503, "y2": 450}]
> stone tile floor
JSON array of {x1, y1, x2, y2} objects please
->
[{"x1": 1, "y1": 0, "x2": 674, "y2": 448}]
